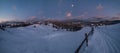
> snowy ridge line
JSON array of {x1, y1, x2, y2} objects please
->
[{"x1": 0, "y1": 19, "x2": 120, "y2": 32}]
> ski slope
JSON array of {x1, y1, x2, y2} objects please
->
[{"x1": 0, "y1": 24, "x2": 120, "y2": 53}]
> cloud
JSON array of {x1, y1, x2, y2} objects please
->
[
  {"x1": 113, "y1": 13, "x2": 120, "y2": 18},
  {"x1": 0, "y1": 18, "x2": 15, "y2": 22},
  {"x1": 26, "y1": 16, "x2": 36, "y2": 21},
  {"x1": 66, "y1": 12, "x2": 72, "y2": 17},
  {"x1": 31, "y1": 16, "x2": 36, "y2": 19},
  {"x1": 117, "y1": 13, "x2": 120, "y2": 15},
  {"x1": 78, "y1": 12, "x2": 88, "y2": 18},
  {"x1": 96, "y1": 4, "x2": 103, "y2": 10},
  {"x1": 12, "y1": 5, "x2": 17, "y2": 10},
  {"x1": 72, "y1": 4, "x2": 74, "y2": 7}
]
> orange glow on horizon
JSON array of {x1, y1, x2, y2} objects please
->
[{"x1": 0, "y1": 18, "x2": 15, "y2": 23}]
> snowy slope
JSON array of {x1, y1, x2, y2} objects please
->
[
  {"x1": 0, "y1": 24, "x2": 91, "y2": 53},
  {"x1": 0, "y1": 24, "x2": 120, "y2": 53},
  {"x1": 84, "y1": 24, "x2": 120, "y2": 53}
]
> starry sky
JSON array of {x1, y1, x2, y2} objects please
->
[{"x1": 0, "y1": 0, "x2": 120, "y2": 21}]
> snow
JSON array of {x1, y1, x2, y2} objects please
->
[
  {"x1": 84, "y1": 24, "x2": 120, "y2": 53},
  {"x1": 0, "y1": 24, "x2": 120, "y2": 53}
]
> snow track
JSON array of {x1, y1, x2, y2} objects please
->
[{"x1": 84, "y1": 24, "x2": 120, "y2": 53}]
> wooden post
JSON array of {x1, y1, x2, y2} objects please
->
[{"x1": 75, "y1": 27, "x2": 94, "y2": 53}]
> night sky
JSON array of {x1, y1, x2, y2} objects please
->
[{"x1": 0, "y1": 0, "x2": 120, "y2": 21}]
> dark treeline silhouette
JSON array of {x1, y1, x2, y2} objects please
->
[
  {"x1": 0, "y1": 19, "x2": 120, "y2": 31},
  {"x1": 0, "y1": 22, "x2": 32, "y2": 31},
  {"x1": 43, "y1": 20, "x2": 82, "y2": 31}
]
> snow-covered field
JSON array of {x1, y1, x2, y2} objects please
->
[
  {"x1": 85, "y1": 24, "x2": 120, "y2": 53},
  {"x1": 0, "y1": 24, "x2": 120, "y2": 53}
]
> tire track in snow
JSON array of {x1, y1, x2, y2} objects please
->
[{"x1": 96, "y1": 27, "x2": 120, "y2": 53}]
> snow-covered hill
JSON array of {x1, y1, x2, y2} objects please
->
[{"x1": 0, "y1": 24, "x2": 120, "y2": 53}]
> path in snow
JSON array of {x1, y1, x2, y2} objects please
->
[{"x1": 84, "y1": 24, "x2": 120, "y2": 53}]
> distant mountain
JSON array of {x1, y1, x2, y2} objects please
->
[{"x1": 0, "y1": 17, "x2": 120, "y2": 31}]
